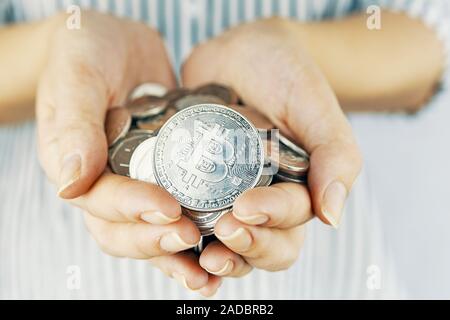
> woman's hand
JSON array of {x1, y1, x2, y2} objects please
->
[
  {"x1": 36, "y1": 11, "x2": 221, "y2": 296},
  {"x1": 182, "y1": 18, "x2": 363, "y2": 275}
]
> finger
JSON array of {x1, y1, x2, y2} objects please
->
[
  {"x1": 215, "y1": 213, "x2": 305, "y2": 271},
  {"x1": 277, "y1": 56, "x2": 362, "y2": 229},
  {"x1": 150, "y1": 251, "x2": 223, "y2": 297},
  {"x1": 36, "y1": 67, "x2": 109, "y2": 200},
  {"x1": 72, "y1": 172, "x2": 182, "y2": 224},
  {"x1": 199, "y1": 241, "x2": 253, "y2": 278},
  {"x1": 84, "y1": 213, "x2": 201, "y2": 258},
  {"x1": 233, "y1": 183, "x2": 313, "y2": 229}
]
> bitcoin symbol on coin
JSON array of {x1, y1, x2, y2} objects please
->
[
  {"x1": 154, "y1": 104, "x2": 264, "y2": 212},
  {"x1": 178, "y1": 121, "x2": 235, "y2": 188}
]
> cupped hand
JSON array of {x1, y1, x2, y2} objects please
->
[
  {"x1": 182, "y1": 17, "x2": 363, "y2": 275},
  {"x1": 36, "y1": 11, "x2": 221, "y2": 296}
]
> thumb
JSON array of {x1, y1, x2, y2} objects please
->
[
  {"x1": 307, "y1": 136, "x2": 363, "y2": 228},
  {"x1": 282, "y1": 66, "x2": 363, "y2": 228},
  {"x1": 36, "y1": 70, "x2": 109, "y2": 199}
]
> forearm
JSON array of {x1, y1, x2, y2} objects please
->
[
  {"x1": 295, "y1": 11, "x2": 445, "y2": 112},
  {"x1": 0, "y1": 16, "x2": 59, "y2": 123}
]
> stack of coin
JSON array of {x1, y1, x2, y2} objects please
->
[
  {"x1": 105, "y1": 82, "x2": 310, "y2": 243},
  {"x1": 262, "y1": 133, "x2": 310, "y2": 184},
  {"x1": 106, "y1": 83, "x2": 238, "y2": 178}
]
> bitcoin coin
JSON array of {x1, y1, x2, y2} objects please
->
[
  {"x1": 126, "y1": 95, "x2": 168, "y2": 119},
  {"x1": 105, "y1": 107, "x2": 132, "y2": 148},
  {"x1": 109, "y1": 131, "x2": 154, "y2": 177},
  {"x1": 194, "y1": 83, "x2": 239, "y2": 105},
  {"x1": 173, "y1": 94, "x2": 226, "y2": 111},
  {"x1": 129, "y1": 82, "x2": 168, "y2": 100},
  {"x1": 154, "y1": 104, "x2": 264, "y2": 212},
  {"x1": 278, "y1": 141, "x2": 310, "y2": 176},
  {"x1": 129, "y1": 136, "x2": 157, "y2": 184}
]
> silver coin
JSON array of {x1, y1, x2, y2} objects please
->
[
  {"x1": 129, "y1": 136, "x2": 157, "y2": 184},
  {"x1": 129, "y1": 82, "x2": 168, "y2": 100},
  {"x1": 126, "y1": 129, "x2": 156, "y2": 137},
  {"x1": 256, "y1": 174, "x2": 273, "y2": 187},
  {"x1": 173, "y1": 94, "x2": 226, "y2": 111},
  {"x1": 182, "y1": 207, "x2": 230, "y2": 225},
  {"x1": 198, "y1": 227, "x2": 215, "y2": 237},
  {"x1": 136, "y1": 108, "x2": 177, "y2": 133},
  {"x1": 104, "y1": 107, "x2": 132, "y2": 148},
  {"x1": 126, "y1": 95, "x2": 168, "y2": 119},
  {"x1": 154, "y1": 104, "x2": 264, "y2": 212},
  {"x1": 183, "y1": 207, "x2": 231, "y2": 236},
  {"x1": 278, "y1": 142, "x2": 310, "y2": 176},
  {"x1": 109, "y1": 132, "x2": 154, "y2": 176},
  {"x1": 278, "y1": 133, "x2": 309, "y2": 159}
]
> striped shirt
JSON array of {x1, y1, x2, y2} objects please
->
[{"x1": 0, "y1": 0, "x2": 448, "y2": 299}]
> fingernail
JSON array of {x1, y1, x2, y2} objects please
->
[
  {"x1": 58, "y1": 154, "x2": 81, "y2": 197},
  {"x1": 321, "y1": 181, "x2": 348, "y2": 229},
  {"x1": 205, "y1": 260, "x2": 234, "y2": 276},
  {"x1": 160, "y1": 233, "x2": 197, "y2": 253},
  {"x1": 234, "y1": 213, "x2": 269, "y2": 225},
  {"x1": 216, "y1": 228, "x2": 252, "y2": 252},
  {"x1": 140, "y1": 211, "x2": 180, "y2": 225},
  {"x1": 172, "y1": 272, "x2": 193, "y2": 290},
  {"x1": 199, "y1": 285, "x2": 221, "y2": 298}
]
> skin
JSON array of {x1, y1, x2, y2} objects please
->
[
  {"x1": 0, "y1": 10, "x2": 444, "y2": 295},
  {"x1": 182, "y1": 17, "x2": 361, "y2": 275}
]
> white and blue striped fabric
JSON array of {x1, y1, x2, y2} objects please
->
[{"x1": 0, "y1": 0, "x2": 448, "y2": 299}]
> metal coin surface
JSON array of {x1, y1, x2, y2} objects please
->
[
  {"x1": 129, "y1": 136, "x2": 158, "y2": 184},
  {"x1": 126, "y1": 129, "x2": 156, "y2": 137},
  {"x1": 164, "y1": 88, "x2": 191, "y2": 104},
  {"x1": 275, "y1": 172, "x2": 308, "y2": 184},
  {"x1": 183, "y1": 208, "x2": 231, "y2": 236},
  {"x1": 182, "y1": 207, "x2": 230, "y2": 225},
  {"x1": 105, "y1": 107, "x2": 132, "y2": 148},
  {"x1": 197, "y1": 227, "x2": 215, "y2": 237},
  {"x1": 126, "y1": 95, "x2": 168, "y2": 119},
  {"x1": 194, "y1": 83, "x2": 239, "y2": 105},
  {"x1": 173, "y1": 94, "x2": 226, "y2": 111},
  {"x1": 109, "y1": 132, "x2": 153, "y2": 177},
  {"x1": 129, "y1": 82, "x2": 168, "y2": 100},
  {"x1": 154, "y1": 104, "x2": 264, "y2": 212},
  {"x1": 278, "y1": 133, "x2": 309, "y2": 159},
  {"x1": 136, "y1": 108, "x2": 177, "y2": 132},
  {"x1": 278, "y1": 141, "x2": 310, "y2": 176}
]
